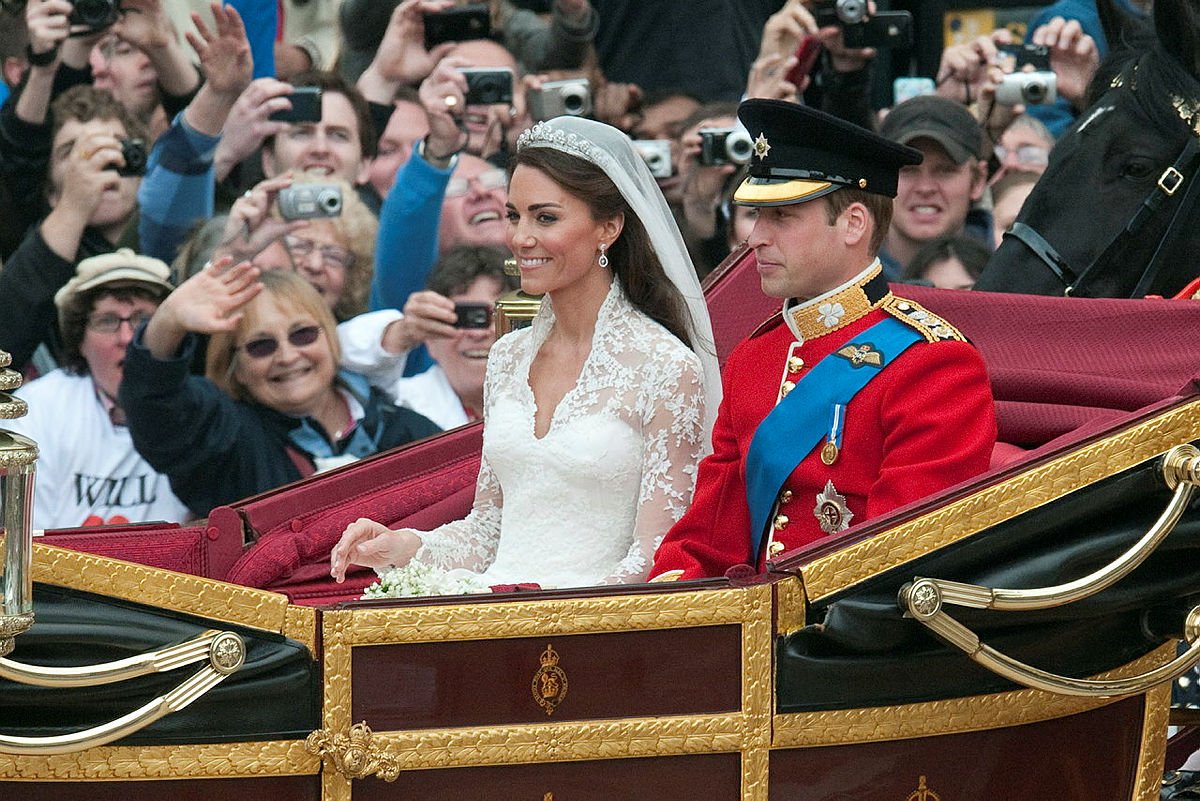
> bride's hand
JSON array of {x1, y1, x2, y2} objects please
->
[{"x1": 329, "y1": 518, "x2": 421, "y2": 583}]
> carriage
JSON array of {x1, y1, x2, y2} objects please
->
[{"x1": 2, "y1": 240, "x2": 1199, "y2": 800}]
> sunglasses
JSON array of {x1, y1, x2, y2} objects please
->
[{"x1": 237, "y1": 324, "x2": 322, "y2": 359}]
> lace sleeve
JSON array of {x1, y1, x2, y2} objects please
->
[
  {"x1": 410, "y1": 449, "x2": 504, "y2": 573},
  {"x1": 600, "y1": 345, "x2": 707, "y2": 585},
  {"x1": 409, "y1": 339, "x2": 509, "y2": 573}
]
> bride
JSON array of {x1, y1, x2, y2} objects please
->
[{"x1": 329, "y1": 116, "x2": 721, "y2": 591}]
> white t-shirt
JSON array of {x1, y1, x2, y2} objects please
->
[{"x1": 8, "y1": 370, "x2": 190, "y2": 530}]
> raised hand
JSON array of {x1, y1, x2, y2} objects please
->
[
  {"x1": 330, "y1": 518, "x2": 423, "y2": 583},
  {"x1": 217, "y1": 174, "x2": 305, "y2": 263},
  {"x1": 358, "y1": 0, "x2": 457, "y2": 103},
  {"x1": 1031, "y1": 17, "x2": 1099, "y2": 109},
  {"x1": 187, "y1": 2, "x2": 253, "y2": 98},
  {"x1": 142, "y1": 257, "x2": 263, "y2": 359},
  {"x1": 212, "y1": 77, "x2": 293, "y2": 180},
  {"x1": 25, "y1": 0, "x2": 72, "y2": 60},
  {"x1": 110, "y1": 0, "x2": 175, "y2": 53}
]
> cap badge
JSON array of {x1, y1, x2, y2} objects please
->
[{"x1": 753, "y1": 133, "x2": 771, "y2": 161}]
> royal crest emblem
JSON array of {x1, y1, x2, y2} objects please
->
[
  {"x1": 532, "y1": 643, "x2": 569, "y2": 716},
  {"x1": 906, "y1": 775, "x2": 942, "y2": 801}
]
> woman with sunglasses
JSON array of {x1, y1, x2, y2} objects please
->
[{"x1": 119, "y1": 263, "x2": 440, "y2": 517}]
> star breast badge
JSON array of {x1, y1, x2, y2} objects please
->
[{"x1": 754, "y1": 133, "x2": 771, "y2": 160}]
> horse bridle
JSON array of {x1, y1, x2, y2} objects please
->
[{"x1": 1004, "y1": 79, "x2": 1200, "y2": 298}]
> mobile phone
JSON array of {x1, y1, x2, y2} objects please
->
[
  {"x1": 269, "y1": 86, "x2": 323, "y2": 123},
  {"x1": 454, "y1": 302, "x2": 493, "y2": 329},
  {"x1": 784, "y1": 36, "x2": 823, "y2": 87},
  {"x1": 893, "y1": 76, "x2": 935, "y2": 105},
  {"x1": 842, "y1": 11, "x2": 914, "y2": 49},
  {"x1": 423, "y1": 3, "x2": 491, "y2": 50},
  {"x1": 997, "y1": 43, "x2": 1051, "y2": 72}
]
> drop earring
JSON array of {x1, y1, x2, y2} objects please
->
[{"x1": 597, "y1": 242, "x2": 609, "y2": 269}]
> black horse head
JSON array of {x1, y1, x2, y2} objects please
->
[{"x1": 975, "y1": 0, "x2": 1200, "y2": 298}]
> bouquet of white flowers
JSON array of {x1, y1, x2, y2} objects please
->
[{"x1": 361, "y1": 561, "x2": 491, "y2": 599}]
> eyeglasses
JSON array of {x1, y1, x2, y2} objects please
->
[
  {"x1": 283, "y1": 236, "x2": 356, "y2": 271},
  {"x1": 237, "y1": 325, "x2": 323, "y2": 359},
  {"x1": 87, "y1": 310, "x2": 154, "y2": 333},
  {"x1": 994, "y1": 144, "x2": 1049, "y2": 168},
  {"x1": 445, "y1": 168, "x2": 507, "y2": 198}
]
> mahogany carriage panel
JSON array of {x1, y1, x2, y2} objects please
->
[{"x1": 350, "y1": 626, "x2": 743, "y2": 730}]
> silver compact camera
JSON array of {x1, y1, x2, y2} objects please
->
[
  {"x1": 277, "y1": 184, "x2": 343, "y2": 220},
  {"x1": 632, "y1": 140, "x2": 673, "y2": 179},
  {"x1": 527, "y1": 78, "x2": 592, "y2": 121},
  {"x1": 995, "y1": 71, "x2": 1057, "y2": 106},
  {"x1": 698, "y1": 127, "x2": 754, "y2": 166},
  {"x1": 814, "y1": 0, "x2": 867, "y2": 26}
]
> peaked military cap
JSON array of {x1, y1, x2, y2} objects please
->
[{"x1": 733, "y1": 99, "x2": 923, "y2": 206}]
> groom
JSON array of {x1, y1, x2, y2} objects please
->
[{"x1": 651, "y1": 100, "x2": 997, "y2": 580}]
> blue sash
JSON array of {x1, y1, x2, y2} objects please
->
[{"x1": 745, "y1": 316, "x2": 923, "y2": 559}]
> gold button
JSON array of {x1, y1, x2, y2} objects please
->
[
  {"x1": 779, "y1": 490, "x2": 793, "y2": 505},
  {"x1": 773, "y1": 514, "x2": 789, "y2": 531},
  {"x1": 768, "y1": 540, "x2": 785, "y2": 557},
  {"x1": 787, "y1": 356, "x2": 804, "y2": 373},
  {"x1": 780, "y1": 381, "x2": 795, "y2": 397}
]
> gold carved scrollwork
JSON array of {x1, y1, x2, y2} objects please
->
[
  {"x1": 305, "y1": 721, "x2": 400, "y2": 782},
  {"x1": 907, "y1": 775, "x2": 942, "y2": 801},
  {"x1": 532, "y1": 644, "x2": 568, "y2": 716}
]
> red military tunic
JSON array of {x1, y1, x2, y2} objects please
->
[{"x1": 652, "y1": 264, "x2": 997, "y2": 580}]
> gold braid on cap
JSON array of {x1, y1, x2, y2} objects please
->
[{"x1": 516, "y1": 121, "x2": 616, "y2": 172}]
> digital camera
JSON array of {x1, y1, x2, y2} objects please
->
[
  {"x1": 69, "y1": 0, "x2": 119, "y2": 31},
  {"x1": 460, "y1": 68, "x2": 514, "y2": 106},
  {"x1": 454, "y1": 302, "x2": 492, "y2": 329},
  {"x1": 814, "y1": 0, "x2": 912, "y2": 49},
  {"x1": 995, "y1": 71, "x2": 1057, "y2": 106},
  {"x1": 277, "y1": 184, "x2": 343, "y2": 220},
  {"x1": 814, "y1": 0, "x2": 867, "y2": 26},
  {"x1": 699, "y1": 127, "x2": 754, "y2": 167},
  {"x1": 116, "y1": 138, "x2": 147, "y2": 177},
  {"x1": 632, "y1": 140, "x2": 673, "y2": 179},
  {"x1": 527, "y1": 78, "x2": 592, "y2": 121}
]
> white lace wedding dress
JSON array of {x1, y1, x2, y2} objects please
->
[{"x1": 411, "y1": 281, "x2": 708, "y2": 588}]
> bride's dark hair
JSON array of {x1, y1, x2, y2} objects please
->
[{"x1": 510, "y1": 147, "x2": 694, "y2": 349}]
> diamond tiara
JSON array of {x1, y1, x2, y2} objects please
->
[{"x1": 516, "y1": 121, "x2": 616, "y2": 171}]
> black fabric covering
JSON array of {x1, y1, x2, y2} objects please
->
[
  {"x1": 0, "y1": 584, "x2": 318, "y2": 744},
  {"x1": 776, "y1": 457, "x2": 1200, "y2": 712}
]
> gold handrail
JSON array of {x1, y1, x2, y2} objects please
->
[
  {"x1": 897, "y1": 444, "x2": 1200, "y2": 698},
  {"x1": 0, "y1": 629, "x2": 233, "y2": 687},
  {"x1": 0, "y1": 631, "x2": 245, "y2": 755}
]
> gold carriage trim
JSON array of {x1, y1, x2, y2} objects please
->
[
  {"x1": 306, "y1": 721, "x2": 400, "y2": 782},
  {"x1": 0, "y1": 739, "x2": 318, "y2": 780},
  {"x1": 800, "y1": 396, "x2": 1200, "y2": 602},
  {"x1": 31, "y1": 543, "x2": 318, "y2": 654}
]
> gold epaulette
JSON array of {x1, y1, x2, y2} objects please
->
[
  {"x1": 882, "y1": 296, "x2": 968, "y2": 343},
  {"x1": 748, "y1": 308, "x2": 785, "y2": 339}
]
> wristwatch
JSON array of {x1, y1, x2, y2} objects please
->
[
  {"x1": 417, "y1": 136, "x2": 461, "y2": 170},
  {"x1": 25, "y1": 44, "x2": 58, "y2": 68}
]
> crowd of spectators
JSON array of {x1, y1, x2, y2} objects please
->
[{"x1": 0, "y1": 0, "x2": 1111, "y2": 529}]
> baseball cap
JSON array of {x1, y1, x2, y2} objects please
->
[{"x1": 878, "y1": 95, "x2": 986, "y2": 164}]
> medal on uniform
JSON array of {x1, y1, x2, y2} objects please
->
[
  {"x1": 821, "y1": 403, "x2": 845, "y2": 465},
  {"x1": 814, "y1": 480, "x2": 853, "y2": 534}
]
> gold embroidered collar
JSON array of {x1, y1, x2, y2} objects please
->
[{"x1": 783, "y1": 261, "x2": 891, "y2": 344}]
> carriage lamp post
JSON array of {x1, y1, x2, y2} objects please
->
[
  {"x1": 494, "y1": 257, "x2": 545, "y2": 336},
  {"x1": 0, "y1": 349, "x2": 35, "y2": 658}
]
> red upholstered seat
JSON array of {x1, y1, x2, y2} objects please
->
[
  {"x1": 217, "y1": 424, "x2": 483, "y2": 604},
  {"x1": 39, "y1": 521, "x2": 241, "y2": 580}
]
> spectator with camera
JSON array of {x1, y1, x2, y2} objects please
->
[
  {"x1": 0, "y1": 85, "x2": 146, "y2": 372},
  {"x1": 339, "y1": 245, "x2": 518, "y2": 430},
  {"x1": 876, "y1": 95, "x2": 991, "y2": 280},
  {"x1": 211, "y1": 173, "x2": 378, "y2": 322},
  {"x1": 5, "y1": 249, "x2": 190, "y2": 529},
  {"x1": 120, "y1": 262, "x2": 440, "y2": 516},
  {"x1": 213, "y1": 70, "x2": 380, "y2": 212}
]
